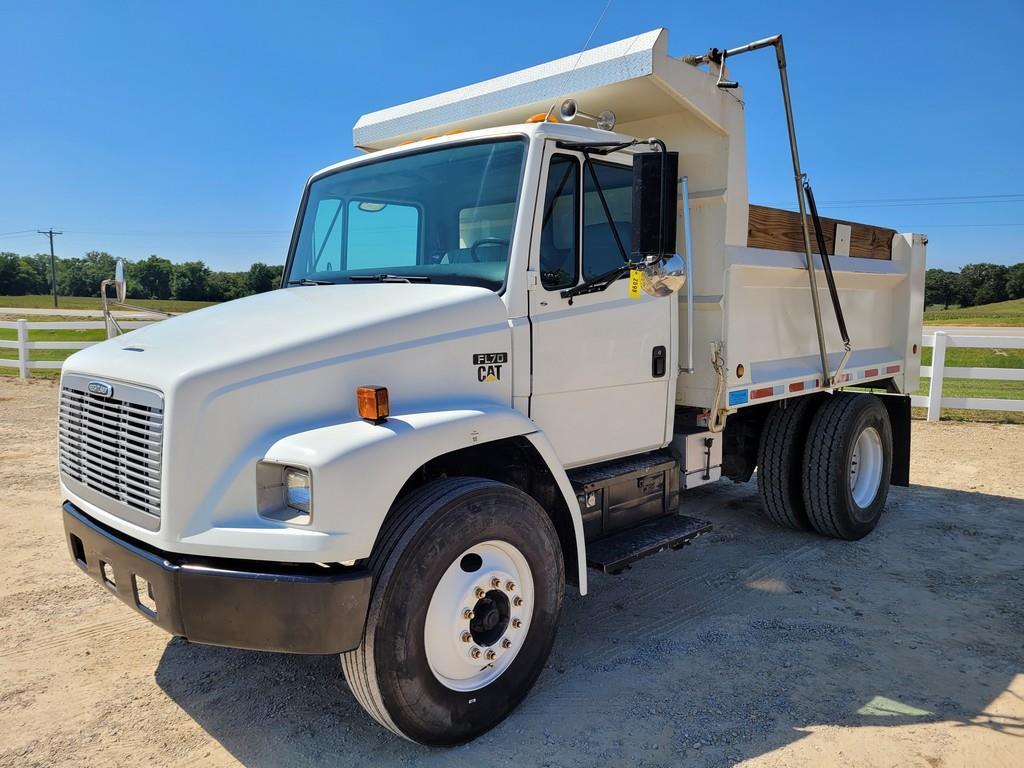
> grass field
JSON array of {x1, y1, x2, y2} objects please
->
[
  {"x1": 924, "y1": 298, "x2": 1024, "y2": 326},
  {"x1": 0, "y1": 295, "x2": 215, "y2": 313}
]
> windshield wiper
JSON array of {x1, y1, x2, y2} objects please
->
[
  {"x1": 288, "y1": 278, "x2": 335, "y2": 286},
  {"x1": 348, "y1": 274, "x2": 431, "y2": 283}
]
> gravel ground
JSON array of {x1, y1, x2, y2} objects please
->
[{"x1": 1, "y1": 377, "x2": 1022, "y2": 767}]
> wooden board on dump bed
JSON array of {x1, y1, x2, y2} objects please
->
[{"x1": 748, "y1": 204, "x2": 896, "y2": 260}]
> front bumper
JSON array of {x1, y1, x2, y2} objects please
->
[{"x1": 62, "y1": 502, "x2": 372, "y2": 654}]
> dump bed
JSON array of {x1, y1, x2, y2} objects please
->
[{"x1": 354, "y1": 28, "x2": 926, "y2": 416}]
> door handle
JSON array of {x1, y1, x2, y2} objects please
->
[{"x1": 652, "y1": 346, "x2": 667, "y2": 378}]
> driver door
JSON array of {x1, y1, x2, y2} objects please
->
[{"x1": 527, "y1": 143, "x2": 675, "y2": 468}]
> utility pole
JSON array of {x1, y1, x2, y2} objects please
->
[{"x1": 37, "y1": 229, "x2": 62, "y2": 308}]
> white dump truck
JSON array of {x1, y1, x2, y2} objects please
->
[{"x1": 59, "y1": 29, "x2": 925, "y2": 744}]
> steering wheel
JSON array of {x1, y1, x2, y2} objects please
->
[{"x1": 470, "y1": 237, "x2": 509, "y2": 262}]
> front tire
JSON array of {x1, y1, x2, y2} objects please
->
[
  {"x1": 341, "y1": 477, "x2": 564, "y2": 745},
  {"x1": 802, "y1": 393, "x2": 893, "y2": 540}
]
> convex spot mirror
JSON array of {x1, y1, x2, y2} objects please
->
[
  {"x1": 114, "y1": 259, "x2": 127, "y2": 303},
  {"x1": 631, "y1": 150, "x2": 679, "y2": 264}
]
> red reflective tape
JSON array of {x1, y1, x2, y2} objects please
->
[
  {"x1": 789, "y1": 381, "x2": 805, "y2": 392},
  {"x1": 751, "y1": 387, "x2": 775, "y2": 399},
  {"x1": 886, "y1": 365, "x2": 900, "y2": 374},
  {"x1": 864, "y1": 368, "x2": 879, "y2": 378}
]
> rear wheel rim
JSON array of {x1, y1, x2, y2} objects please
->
[
  {"x1": 849, "y1": 426, "x2": 883, "y2": 508},
  {"x1": 423, "y1": 540, "x2": 534, "y2": 692}
]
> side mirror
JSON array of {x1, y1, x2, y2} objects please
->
[
  {"x1": 114, "y1": 259, "x2": 127, "y2": 303},
  {"x1": 631, "y1": 150, "x2": 679, "y2": 262}
]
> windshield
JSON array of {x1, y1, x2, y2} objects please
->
[{"x1": 286, "y1": 138, "x2": 527, "y2": 290}]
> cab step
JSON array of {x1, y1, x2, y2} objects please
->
[{"x1": 585, "y1": 514, "x2": 712, "y2": 575}]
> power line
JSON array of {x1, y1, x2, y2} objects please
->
[
  {"x1": 768, "y1": 192, "x2": 1024, "y2": 209},
  {"x1": 820, "y1": 193, "x2": 1024, "y2": 204},
  {"x1": 37, "y1": 229, "x2": 62, "y2": 309}
]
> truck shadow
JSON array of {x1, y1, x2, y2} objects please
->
[{"x1": 155, "y1": 482, "x2": 1024, "y2": 766}]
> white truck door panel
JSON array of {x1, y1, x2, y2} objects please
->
[{"x1": 528, "y1": 145, "x2": 672, "y2": 467}]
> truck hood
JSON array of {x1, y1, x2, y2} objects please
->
[
  {"x1": 64, "y1": 283, "x2": 510, "y2": 390},
  {"x1": 61, "y1": 282, "x2": 516, "y2": 556}
]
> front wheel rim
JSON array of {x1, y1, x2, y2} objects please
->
[
  {"x1": 423, "y1": 540, "x2": 534, "y2": 692},
  {"x1": 849, "y1": 426, "x2": 884, "y2": 508}
]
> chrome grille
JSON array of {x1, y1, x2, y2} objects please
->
[{"x1": 59, "y1": 373, "x2": 164, "y2": 529}]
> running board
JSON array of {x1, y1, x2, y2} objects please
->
[{"x1": 585, "y1": 514, "x2": 712, "y2": 575}]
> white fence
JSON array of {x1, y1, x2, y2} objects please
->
[
  {"x1": 4, "y1": 321, "x2": 1024, "y2": 419},
  {"x1": 910, "y1": 331, "x2": 1024, "y2": 421},
  {"x1": 0, "y1": 319, "x2": 155, "y2": 378}
]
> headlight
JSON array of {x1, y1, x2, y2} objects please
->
[
  {"x1": 256, "y1": 462, "x2": 312, "y2": 525},
  {"x1": 285, "y1": 468, "x2": 311, "y2": 514}
]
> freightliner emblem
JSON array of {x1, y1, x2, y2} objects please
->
[{"x1": 87, "y1": 380, "x2": 114, "y2": 397}]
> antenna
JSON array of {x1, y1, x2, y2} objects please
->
[{"x1": 544, "y1": 0, "x2": 615, "y2": 122}]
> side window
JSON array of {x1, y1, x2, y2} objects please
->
[
  {"x1": 582, "y1": 162, "x2": 633, "y2": 280},
  {"x1": 345, "y1": 201, "x2": 419, "y2": 270},
  {"x1": 539, "y1": 155, "x2": 579, "y2": 290}
]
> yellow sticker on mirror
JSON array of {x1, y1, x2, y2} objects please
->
[{"x1": 628, "y1": 269, "x2": 643, "y2": 299}]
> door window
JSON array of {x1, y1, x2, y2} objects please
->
[
  {"x1": 582, "y1": 162, "x2": 632, "y2": 279},
  {"x1": 539, "y1": 155, "x2": 579, "y2": 290}
]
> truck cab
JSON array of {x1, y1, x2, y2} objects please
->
[{"x1": 59, "y1": 28, "x2": 925, "y2": 746}]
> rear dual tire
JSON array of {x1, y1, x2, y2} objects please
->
[
  {"x1": 802, "y1": 392, "x2": 892, "y2": 540},
  {"x1": 757, "y1": 392, "x2": 892, "y2": 540}
]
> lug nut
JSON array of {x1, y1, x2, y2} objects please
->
[
  {"x1": 461, "y1": 631, "x2": 472, "y2": 643},
  {"x1": 462, "y1": 608, "x2": 474, "y2": 620},
  {"x1": 511, "y1": 618, "x2": 522, "y2": 629},
  {"x1": 501, "y1": 638, "x2": 512, "y2": 649},
  {"x1": 475, "y1": 587, "x2": 486, "y2": 599},
  {"x1": 505, "y1": 581, "x2": 516, "y2": 592},
  {"x1": 470, "y1": 646, "x2": 481, "y2": 659},
  {"x1": 485, "y1": 649, "x2": 497, "y2": 661},
  {"x1": 512, "y1": 596, "x2": 523, "y2": 607},
  {"x1": 490, "y1": 577, "x2": 501, "y2": 589}
]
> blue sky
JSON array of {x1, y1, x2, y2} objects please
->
[{"x1": 1, "y1": 0, "x2": 1021, "y2": 272}]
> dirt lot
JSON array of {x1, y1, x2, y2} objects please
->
[{"x1": 1, "y1": 377, "x2": 1021, "y2": 767}]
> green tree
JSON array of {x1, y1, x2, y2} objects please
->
[
  {"x1": 18, "y1": 255, "x2": 50, "y2": 294},
  {"x1": 131, "y1": 255, "x2": 174, "y2": 299},
  {"x1": 924, "y1": 268, "x2": 964, "y2": 308},
  {"x1": 172, "y1": 261, "x2": 211, "y2": 301},
  {"x1": 56, "y1": 257, "x2": 94, "y2": 296},
  {"x1": 1006, "y1": 263, "x2": 1024, "y2": 300},
  {"x1": 207, "y1": 271, "x2": 249, "y2": 301},
  {"x1": 247, "y1": 262, "x2": 282, "y2": 294},
  {"x1": 958, "y1": 263, "x2": 1009, "y2": 307}
]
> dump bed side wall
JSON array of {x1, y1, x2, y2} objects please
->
[{"x1": 691, "y1": 236, "x2": 926, "y2": 411}]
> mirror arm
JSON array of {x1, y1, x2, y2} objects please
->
[
  {"x1": 560, "y1": 263, "x2": 631, "y2": 300},
  {"x1": 681, "y1": 176, "x2": 695, "y2": 373}
]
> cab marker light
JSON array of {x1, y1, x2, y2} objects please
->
[{"x1": 357, "y1": 385, "x2": 389, "y2": 424}]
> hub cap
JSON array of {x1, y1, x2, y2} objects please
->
[
  {"x1": 424, "y1": 540, "x2": 533, "y2": 692},
  {"x1": 849, "y1": 426, "x2": 883, "y2": 508}
]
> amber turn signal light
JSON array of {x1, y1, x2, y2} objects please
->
[{"x1": 357, "y1": 386, "x2": 389, "y2": 424}]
